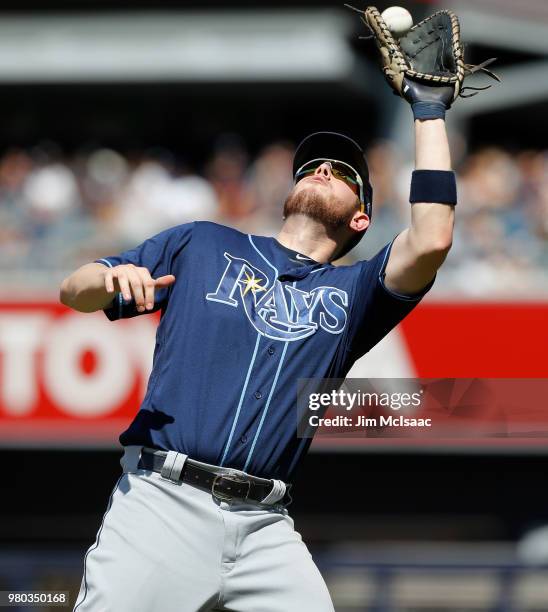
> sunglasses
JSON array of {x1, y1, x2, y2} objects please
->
[{"x1": 294, "y1": 158, "x2": 366, "y2": 213}]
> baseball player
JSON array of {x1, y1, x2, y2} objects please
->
[
  {"x1": 62, "y1": 128, "x2": 453, "y2": 611},
  {"x1": 58, "y1": 6, "x2": 494, "y2": 608}
]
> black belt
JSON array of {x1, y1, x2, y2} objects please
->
[{"x1": 138, "y1": 448, "x2": 291, "y2": 506}]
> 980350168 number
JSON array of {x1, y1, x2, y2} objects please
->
[{"x1": 0, "y1": 591, "x2": 69, "y2": 606}]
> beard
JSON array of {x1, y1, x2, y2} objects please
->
[{"x1": 283, "y1": 186, "x2": 355, "y2": 230}]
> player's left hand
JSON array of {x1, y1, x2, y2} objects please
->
[
  {"x1": 399, "y1": 76, "x2": 456, "y2": 114},
  {"x1": 349, "y1": 6, "x2": 499, "y2": 119}
]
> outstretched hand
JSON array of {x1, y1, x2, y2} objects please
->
[
  {"x1": 352, "y1": 6, "x2": 499, "y2": 121},
  {"x1": 104, "y1": 264, "x2": 176, "y2": 312}
]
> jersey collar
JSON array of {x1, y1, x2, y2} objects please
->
[
  {"x1": 272, "y1": 238, "x2": 321, "y2": 264},
  {"x1": 271, "y1": 238, "x2": 328, "y2": 281}
]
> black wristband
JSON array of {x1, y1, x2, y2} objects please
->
[
  {"x1": 409, "y1": 170, "x2": 457, "y2": 205},
  {"x1": 411, "y1": 101, "x2": 446, "y2": 121}
]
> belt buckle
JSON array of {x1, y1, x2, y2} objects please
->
[{"x1": 212, "y1": 472, "x2": 251, "y2": 503}]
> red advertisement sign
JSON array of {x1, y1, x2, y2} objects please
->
[
  {"x1": 0, "y1": 299, "x2": 546, "y2": 449},
  {"x1": 0, "y1": 300, "x2": 157, "y2": 446}
]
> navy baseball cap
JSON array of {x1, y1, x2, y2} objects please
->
[{"x1": 293, "y1": 132, "x2": 373, "y2": 257}]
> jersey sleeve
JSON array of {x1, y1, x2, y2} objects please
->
[
  {"x1": 345, "y1": 238, "x2": 435, "y2": 361},
  {"x1": 94, "y1": 222, "x2": 194, "y2": 321}
]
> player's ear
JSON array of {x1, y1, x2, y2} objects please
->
[{"x1": 350, "y1": 211, "x2": 369, "y2": 232}]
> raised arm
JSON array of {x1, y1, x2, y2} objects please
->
[
  {"x1": 60, "y1": 263, "x2": 175, "y2": 313},
  {"x1": 384, "y1": 119, "x2": 455, "y2": 295},
  {"x1": 352, "y1": 6, "x2": 500, "y2": 296}
]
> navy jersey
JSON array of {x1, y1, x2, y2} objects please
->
[{"x1": 95, "y1": 221, "x2": 432, "y2": 481}]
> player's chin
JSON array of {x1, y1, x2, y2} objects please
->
[{"x1": 283, "y1": 188, "x2": 353, "y2": 229}]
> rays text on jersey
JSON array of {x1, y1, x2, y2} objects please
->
[{"x1": 206, "y1": 253, "x2": 348, "y2": 341}]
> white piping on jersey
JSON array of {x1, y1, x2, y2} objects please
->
[
  {"x1": 243, "y1": 280, "x2": 294, "y2": 471},
  {"x1": 380, "y1": 239, "x2": 392, "y2": 271},
  {"x1": 243, "y1": 339, "x2": 288, "y2": 472},
  {"x1": 219, "y1": 333, "x2": 261, "y2": 467},
  {"x1": 216, "y1": 236, "x2": 283, "y2": 470},
  {"x1": 96, "y1": 258, "x2": 113, "y2": 268},
  {"x1": 248, "y1": 235, "x2": 279, "y2": 277},
  {"x1": 223, "y1": 242, "x2": 303, "y2": 470}
]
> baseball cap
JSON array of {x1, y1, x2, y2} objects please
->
[{"x1": 292, "y1": 132, "x2": 373, "y2": 258}]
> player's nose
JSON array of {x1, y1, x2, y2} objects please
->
[{"x1": 315, "y1": 162, "x2": 332, "y2": 179}]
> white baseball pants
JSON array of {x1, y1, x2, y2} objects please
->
[{"x1": 73, "y1": 446, "x2": 335, "y2": 612}]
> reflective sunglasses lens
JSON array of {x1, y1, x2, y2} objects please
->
[
  {"x1": 296, "y1": 161, "x2": 364, "y2": 206},
  {"x1": 331, "y1": 163, "x2": 358, "y2": 186},
  {"x1": 295, "y1": 165, "x2": 317, "y2": 181}
]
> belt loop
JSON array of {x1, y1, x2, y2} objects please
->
[
  {"x1": 170, "y1": 452, "x2": 188, "y2": 481},
  {"x1": 161, "y1": 450, "x2": 188, "y2": 482},
  {"x1": 261, "y1": 479, "x2": 287, "y2": 505},
  {"x1": 120, "y1": 445, "x2": 144, "y2": 474}
]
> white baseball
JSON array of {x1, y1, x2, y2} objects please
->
[{"x1": 381, "y1": 6, "x2": 413, "y2": 38}]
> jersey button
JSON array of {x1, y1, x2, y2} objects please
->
[
  {"x1": 240, "y1": 435, "x2": 247, "y2": 444},
  {"x1": 267, "y1": 347, "x2": 275, "y2": 355},
  {"x1": 254, "y1": 391, "x2": 262, "y2": 400}
]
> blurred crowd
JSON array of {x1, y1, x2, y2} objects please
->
[{"x1": 0, "y1": 138, "x2": 546, "y2": 296}]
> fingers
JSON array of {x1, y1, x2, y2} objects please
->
[
  {"x1": 106, "y1": 266, "x2": 175, "y2": 313},
  {"x1": 104, "y1": 269, "x2": 115, "y2": 293},
  {"x1": 139, "y1": 269, "x2": 156, "y2": 311},
  {"x1": 126, "y1": 267, "x2": 146, "y2": 312},
  {"x1": 154, "y1": 274, "x2": 176, "y2": 288},
  {"x1": 113, "y1": 270, "x2": 132, "y2": 302},
  {"x1": 108, "y1": 265, "x2": 154, "y2": 312}
]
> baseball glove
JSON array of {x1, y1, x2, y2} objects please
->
[{"x1": 346, "y1": 5, "x2": 500, "y2": 118}]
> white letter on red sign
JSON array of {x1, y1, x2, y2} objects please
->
[
  {"x1": 43, "y1": 313, "x2": 134, "y2": 417},
  {"x1": 0, "y1": 313, "x2": 50, "y2": 415}
]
